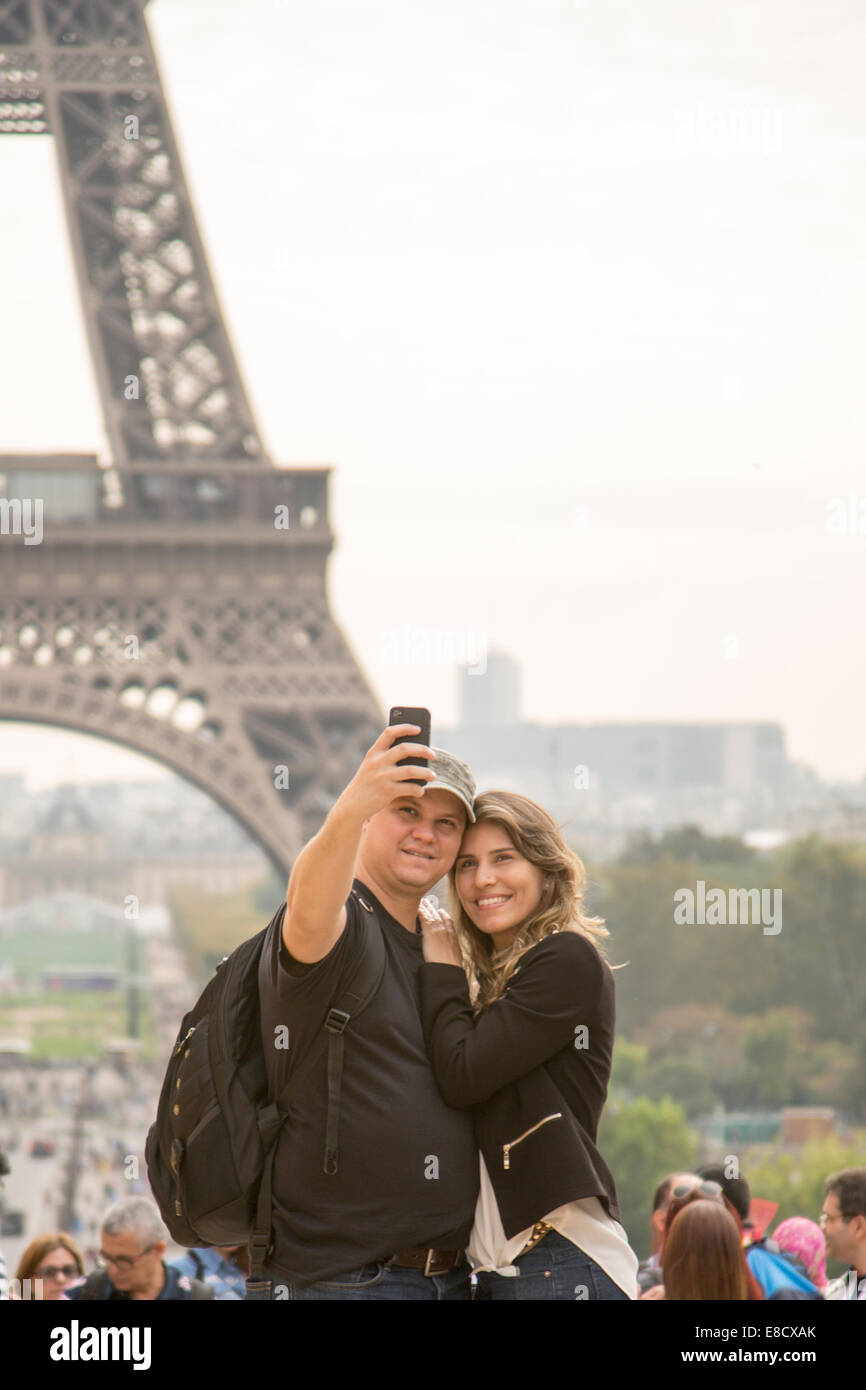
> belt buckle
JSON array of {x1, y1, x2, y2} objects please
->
[{"x1": 423, "y1": 1248, "x2": 445, "y2": 1277}]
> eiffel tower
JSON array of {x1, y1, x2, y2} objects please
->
[{"x1": 0, "y1": 0, "x2": 381, "y2": 877}]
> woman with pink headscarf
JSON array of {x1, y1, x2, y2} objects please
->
[{"x1": 771, "y1": 1217, "x2": 828, "y2": 1293}]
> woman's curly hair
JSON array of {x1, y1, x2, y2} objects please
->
[{"x1": 446, "y1": 789, "x2": 611, "y2": 1008}]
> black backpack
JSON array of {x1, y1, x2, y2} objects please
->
[{"x1": 145, "y1": 892, "x2": 385, "y2": 1294}]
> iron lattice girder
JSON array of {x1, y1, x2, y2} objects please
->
[
  {"x1": 0, "y1": 0, "x2": 154, "y2": 127},
  {"x1": 0, "y1": 666, "x2": 378, "y2": 875},
  {"x1": 0, "y1": 0, "x2": 267, "y2": 467},
  {"x1": 0, "y1": 0, "x2": 146, "y2": 56},
  {"x1": 0, "y1": 2, "x2": 384, "y2": 874},
  {"x1": 0, "y1": 460, "x2": 382, "y2": 876}
]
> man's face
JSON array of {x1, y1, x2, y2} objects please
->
[
  {"x1": 820, "y1": 1192, "x2": 860, "y2": 1263},
  {"x1": 98, "y1": 1228, "x2": 166, "y2": 1295},
  {"x1": 361, "y1": 789, "x2": 466, "y2": 893}
]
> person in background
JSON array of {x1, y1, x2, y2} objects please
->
[
  {"x1": 697, "y1": 1163, "x2": 753, "y2": 1233},
  {"x1": 665, "y1": 1179, "x2": 763, "y2": 1300},
  {"x1": 168, "y1": 1243, "x2": 249, "y2": 1299},
  {"x1": 13, "y1": 1232, "x2": 84, "y2": 1300},
  {"x1": 822, "y1": 1168, "x2": 866, "y2": 1300},
  {"x1": 64, "y1": 1196, "x2": 213, "y2": 1301},
  {"x1": 641, "y1": 1176, "x2": 763, "y2": 1300},
  {"x1": 699, "y1": 1162, "x2": 821, "y2": 1298},
  {"x1": 771, "y1": 1217, "x2": 827, "y2": 1295},
  {"x1": 663, "y1": 1201, "x2": 749, "y2": 1300},
  {"x1": 636, "y1": 1172, "x2": 703, "y2": 1294}
]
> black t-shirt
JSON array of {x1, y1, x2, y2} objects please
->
[{"x1": 258, "y1": 878, "x2": 479, "y2": 1285}]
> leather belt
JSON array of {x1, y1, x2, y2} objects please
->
[
  {"x1": 389, "y1": 1246, "x2": 463, "y2": 1276},
  {"x1": 515, "y1": 1220, "x2": 553, "y2": 1259}
]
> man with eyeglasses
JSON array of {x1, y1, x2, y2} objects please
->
[
  {"x1": 821, "y1": 1168, "x2": 866, "y2": 1301},
  {"x1": 64, "y1": 1196, "x2": 213, "y2": 1302}
]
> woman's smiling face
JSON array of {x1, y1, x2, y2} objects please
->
[{"x1": 453, "y1": 820, "x2": 546, "y2": 949}]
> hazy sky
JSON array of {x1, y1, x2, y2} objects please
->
[{"x1": 1, "y1": 0, "x2": 865, "y2": 789}]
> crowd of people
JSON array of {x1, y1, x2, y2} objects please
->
[
  {"x1": 637, "y1": 1163, "x2": 865, "y2": 1300},
  {"x1": 1, "y1": 1164, "x2": 864, "y2": 1301}
]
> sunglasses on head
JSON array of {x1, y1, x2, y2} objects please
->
[{"x1": 671, "y1": 1178, "x2": 724, "y2": 1203}]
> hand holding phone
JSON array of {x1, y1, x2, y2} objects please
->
[{"x1": 388, "y1": 706, "x2": 431, "y2": 787}]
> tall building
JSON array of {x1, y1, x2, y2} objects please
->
[
  {"x1": 441, "y1": 654, "x2": 795, "y2": 858},
  {"x1": 459, "y1": 649, "x2": 521, "y2": 727}
]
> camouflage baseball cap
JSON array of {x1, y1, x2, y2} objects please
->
[{"x1": 422, "y1": 746, "x2": 476, "y2": 822}]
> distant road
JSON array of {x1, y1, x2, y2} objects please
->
[{"x1": 0, "y1": 1062, "x2": 178, "y2": 1282}]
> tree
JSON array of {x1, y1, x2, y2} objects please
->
[
  {"x1": 598, "y1": 1095, "x2": 698, "y2": 1261},
  {"x1": 617, "y1": 824, "x2": 756, "y2": 866},
  {"x1": 738, "y1": 1010, "x2": 811, "y2": 1108},
  {"x1": 641, "y1": 1056, "x2": 719, "y2": 1118},
  {"x1": 609, "y1": 1037, "x2": 648, "y2": 1095}
]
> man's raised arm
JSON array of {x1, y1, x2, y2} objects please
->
[{"x1": 283, "y1": 724, "x2": 436, "y2": 963}]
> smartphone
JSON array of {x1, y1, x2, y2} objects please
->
[{"x1": 388, "y1": 706, "x2": 432, "y2": 787}]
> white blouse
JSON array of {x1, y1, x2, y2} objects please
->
[{"x1": 468, "y1": 1152, "x2": 639, "y2": 1298}]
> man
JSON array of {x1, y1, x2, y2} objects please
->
[
  {"x1": 255, "y1": 722, "x2": 479, "y2": 1300},
  {"x1": 822, "y1": 1168, "x2": 866, "y2": 1300},
  {"x1": 168, "y1": 1243, "x2": 248, "y2": 1300},
  {"x1": 65, "y1": 1196, "x2": 212, "y2": 1301}
]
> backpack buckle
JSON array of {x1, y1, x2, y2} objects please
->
[
  {"x1": 249, "y1": 1234, "x2": 273, "y2": 1275},
  {"x1": 325, "y1": 1008, "x2": 350, "y2": 1034}
]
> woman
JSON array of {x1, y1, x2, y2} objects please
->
[
  {"x1": 652, "y1": 1177, "x2": 764, "y2": 1300},
  {"x1": 771, "y1": 1217, "x2": 827, "y2": 1294},
  {"x1": 14, "y1": 1232, "x2": 84, "y2": 1300},
  {"x1": 663, "y1": 1200, "x2": 750, "y2": 1300},
  {"x1": 418, "y1": 789, "x2": 638, "y2": 1300}
]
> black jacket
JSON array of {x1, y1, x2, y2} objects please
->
[
  {"x1": 420, "y1": 930, "x2": 621, "y2": 1238},
  {"x1": 66, "y1": 1263, "x2": 214, "y2": 1301}
]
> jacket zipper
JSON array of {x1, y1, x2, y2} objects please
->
[
  {"x1": 502, "y1": 1112, "x2": 562, "y2": 1170},
  {"x1": 173, "y1": 1024, "x2": 195, "y2": 1058}
]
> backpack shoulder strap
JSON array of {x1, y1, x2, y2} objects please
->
[
  {"x1": 249, "y1": 892, "x2": 386, "y2": 1286},
  {"x1": 273, "y1": 893, "x2": 385, "y2": 1119}
]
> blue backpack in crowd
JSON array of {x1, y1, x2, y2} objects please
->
[{"x1": 746, "y1": 1239, "x2": 822, "y2": 1298}]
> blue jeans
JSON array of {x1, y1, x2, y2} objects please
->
[
  {"x1": 473, "y1": 1230, "x2": 630, "y2": 1301},
  {"x1": 251, "y1": 1258, "x2": 472, "y2": 1301}
]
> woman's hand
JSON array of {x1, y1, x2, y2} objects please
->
[{"x1": 419, "y1": 898, "x2": 463, "y2": 967}]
